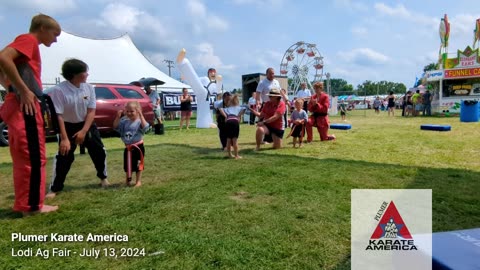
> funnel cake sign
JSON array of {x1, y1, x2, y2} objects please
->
[{"x1": 444, "y1": 67, "x2": 480, "y2": 79}]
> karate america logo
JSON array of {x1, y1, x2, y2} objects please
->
[{"x1": 365, "y1": 201, "x2": 418, "y2": 251}]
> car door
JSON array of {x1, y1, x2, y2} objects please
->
[{"x1": 94, "y1": 86, "x2": 122, "y2": 133}]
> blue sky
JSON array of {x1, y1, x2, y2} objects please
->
[{"x1": 1, "y1": 0, "x2": 479, "y2": 91}]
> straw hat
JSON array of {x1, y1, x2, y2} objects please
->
[{"x1": 268, "y1": 88, "x2": 282, "y2": 97}]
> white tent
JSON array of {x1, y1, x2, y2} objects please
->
[{"x1": 40, "y1": 31, "x2": 190, "y2": 91}]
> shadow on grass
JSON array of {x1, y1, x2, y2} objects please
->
[{"x1": 0, "y1": 142, "x2": 478, "y2": 269}]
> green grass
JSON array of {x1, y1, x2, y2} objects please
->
[{"x1": 1, "y1": 110, "x2": 479, "y2": 269}]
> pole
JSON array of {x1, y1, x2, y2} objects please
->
[{"x1": 163, "y1": 59, "x2": 174, "y2": 77}]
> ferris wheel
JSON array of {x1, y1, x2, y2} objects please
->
[{"x1": 280, "y1": 41, "x2": 324, "y2": 94}]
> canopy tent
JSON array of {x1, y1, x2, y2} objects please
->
[{"x1": 40, "y1": 31, "x2": 190, "y2": 91}]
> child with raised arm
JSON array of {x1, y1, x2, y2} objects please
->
[
  {"x1": 113, "y1": 101, "x2": 150, "y2": 187},
  {"x1": 219, "y1": 95, "x2": 246, "y2": 159},
  {"x1": 289, "y1": 98, "x2": 308, "y2": 148}
]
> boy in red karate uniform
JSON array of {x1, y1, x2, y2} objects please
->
[{"x1": 0, "y1": 14, "x2": 61, "y2": 215}]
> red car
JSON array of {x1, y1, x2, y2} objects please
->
[{"x1": 0, "y1": 83, "x2": 154, "y2": 146}]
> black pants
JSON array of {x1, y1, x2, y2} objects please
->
[
  {"x1": 218, "y1": 121, "x2": 227, "y2": 149},
  {"x1": 50, "y1": 122, "x2": 107, "y2": 192},
  {"x1": 249, "y1": 112, "x2": 256, "y2": 125}
]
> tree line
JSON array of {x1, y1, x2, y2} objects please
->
[{"x1": 327, "y1": 78, "x2": 407, "y2": 96}]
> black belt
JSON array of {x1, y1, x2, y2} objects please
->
[{"x1": 312, "y1": 112, "x2": 327, "y2": 117}]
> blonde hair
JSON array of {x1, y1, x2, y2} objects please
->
[
  {"x1": 313, "y1": 82, "x2": 324, "y2": 91},
  {"x1": 228, "y1": 95, "x2": 239, "y2": 106},
  {"x1": 29, "y1": 14, "x2": 60, "y2": 33},
  {"x1": 294, "y1": 98, "x2": 304, "y2": 106},
  {"x1": 125, "y1": 101, "x2": 141, "y2": 112}
]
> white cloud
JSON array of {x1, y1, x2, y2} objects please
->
[
  {"x1": 187, "y1": 0, "x2": 207, "y2": 17},
  {"x1": 334, "y1": 0, "x2": 368, "y2": 12},
  {"x1": 2, "y1": 0, "x2": 77, "y2": 14},
  {"x1": 100, "y1": 3, "x2": 143, "y2": 33},
  {"x1": 351, "y1": 26, "x2": 368, "y2": 36},
  {"x1": 187, "y1": 0, "x2": 229, "y2": 34},
  {"x1": 194, "y1": 43, "x2": 235, "y2": 71},
  {"x1": 207, "y1": 15, "x2": 229, "y2": 32},
  {"x1": 449, "y1": 14, "x2": 480, "y2": 36},
  {"x1": 232, "y1": 0, "x2": 285, "y2": 8},
  {"x1": 374, "y1": 3, "x2": 437, "y2": 29},
  {"x1": 341, "y1": 48, "x2": 389, "y2": 66}
]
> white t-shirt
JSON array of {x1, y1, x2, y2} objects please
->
[
  {"x1": 248, "y1": 97, "x2": 256, "y2": 106},
  {"x1": 51, "y1": 81, "x2": 96, "y2": 123},
  {"x1": 256, "y1": 78, "x2": 280, "y2": 103},
  {"x1": 213, "y1": 100, "x2": 224, "y2": 109},
  {"x1": 296, "y1": 89, "x2": 312, "y2": 99},
  {"x1": 223, "y1": 105, "x2": 246, "y2": 116}
]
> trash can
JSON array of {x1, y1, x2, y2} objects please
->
[{"x1": 460, "y1": 100, "x2": 479, "y2": 122}]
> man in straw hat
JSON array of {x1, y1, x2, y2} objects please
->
[{"x1": 250, "y1": 88, "x2": 286, "y2": 150}]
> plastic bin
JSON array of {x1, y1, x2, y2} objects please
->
[{"x1": 460, "y1": 100, "x2": 479, "y2": 122}]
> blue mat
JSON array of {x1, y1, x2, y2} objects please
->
[
  {"x1": 330, "y1": 123, "x2": 351, "y2": 130},
  {"x1": 432, "y1": 228, "x2": 480, "y2": 270},
  {"x1": 420, "y1": 124, "x2": 451, "y2": 131}
]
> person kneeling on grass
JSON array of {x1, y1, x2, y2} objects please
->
[
  {"x1": 219, "y1": 94, "x2": 246, "y2": 159},
  {"x1": 113, "y1": 101, "x2": 150, "y2": 187},
  {"x1": 250, "y1": 89, "x2": 286, "y2": 150}
]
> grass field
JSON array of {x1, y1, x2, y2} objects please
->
[{"x1": 1, "y1": 110, "x2": 479, "y2": 269}]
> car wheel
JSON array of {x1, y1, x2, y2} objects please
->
[{"x1": 0, "y1": 121, "x2": 8, "y2": 146}]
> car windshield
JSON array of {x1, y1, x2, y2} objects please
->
[{"x1": 116, "y1": 88, "x2": 144, "y2": 99}]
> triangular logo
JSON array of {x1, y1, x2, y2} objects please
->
[{"x1": 370, "y1": 201, "x2": 412, "y2": 239}]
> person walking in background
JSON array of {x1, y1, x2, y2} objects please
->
[
  {"x1": 339, "y1": 101, "x2": 347, "y2": 121},
  {"x1": 422, "y1": 90, "x2": 433, "y2": 116},
  {"x1": 248, "y1": 92, "x2": 257, "y2": 125},
  {"x1": 296, "y1": 82, "x2": 312, "y2": 111},
  {"x1": 47, "y1": 59, "x2": 108, "y2": 198},
  {"x1": 411, "y1": 90, "x2": 421, "y2": 117},
  {"x1": 179, "y1": 88, "x2": 193, "y2": 130},
  {"x1": 145, "y1": 85, "x2": 163, "y2": 134},
  {"x1": 113, "y1": 101, "x2": 149, "y2": 187},
  {"x1": 0, "y1": 14, "x2": 61, "y2": 215},
  {"x1": 306, "y1": 82, "x2": 335, "y2": 142},
  {"x1": 288, "y1": 98, "x2": 308, "y2": 148},
  {"x1": 219, "y1": 95, "x2": 246, "y2": 159},
  {"x1": 386, "y1": 91, "x2": 396, "y2": 117},
  {"x1": 404, "y1": 91, "x2": 413, "y2": 117},
  {"x1": 373, "y1": 96, "x2": 381, "y2": 114}
]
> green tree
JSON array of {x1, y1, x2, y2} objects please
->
[
  {"x1": 423, "y1": 62, "x2": 439, "y2": 72},
  {"x1": 357, "y1": 80, "x2": 406, "y2": 96},
  {"x1": 328, "y1": 78, "x2": 354, "y2": 96}
]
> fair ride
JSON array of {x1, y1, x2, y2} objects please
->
[{"x1": 279, "y1": 41, "x2": 324, "y2": 94}]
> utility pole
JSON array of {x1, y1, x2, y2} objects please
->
[{"x1": 163, "y1": 59, "x2": 174, "y2": 77}]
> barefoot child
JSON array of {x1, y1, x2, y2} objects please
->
[
  {"x1": 288, "y1": 98, "x2": 308, "y2": 148},
  {"x1": 113, "y1": 101, "x2": 149, "y2": 187},
  {"x1": 219, "y1": 95, "x2": 246, "y2": 159}
]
